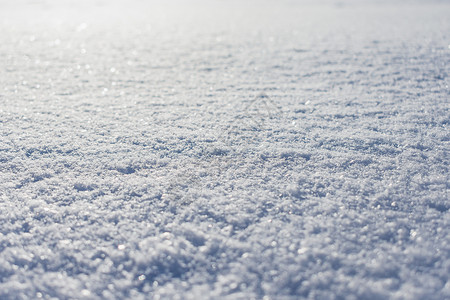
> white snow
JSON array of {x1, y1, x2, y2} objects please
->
[{"x1": 0, "y1": 0, "x2": 449, "y2": 299}]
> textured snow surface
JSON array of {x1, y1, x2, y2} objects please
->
[{"x1": 1, "y1": 0, "x2": 449, "y2": 299}]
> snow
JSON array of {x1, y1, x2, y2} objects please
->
[{"x1": 0, "y1": 0, "x2": 449, "y2": 299}]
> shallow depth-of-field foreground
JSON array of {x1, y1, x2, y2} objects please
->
[{"x1": 0, "y1": 0, "x2": 449, "y2": 299}]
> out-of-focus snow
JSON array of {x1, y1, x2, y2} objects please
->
[{"x1": 0, "y1": 0, "x2": 449, "y2": 299}]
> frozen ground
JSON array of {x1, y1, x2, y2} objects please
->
[{"x1": 0, "y1": 0, "x2": 449, "y2": 299}]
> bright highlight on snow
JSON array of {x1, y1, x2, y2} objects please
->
[{"x1": 0, "y1": 0, "x2": 449, "y2": 299}]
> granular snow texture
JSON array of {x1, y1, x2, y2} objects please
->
[{"x1": 0, "y1": 0, "x2": 449, "y2": 299}]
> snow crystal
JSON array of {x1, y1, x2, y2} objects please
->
[{"x1": 0, "y1": 0, "x2": 449, "y2": 299}]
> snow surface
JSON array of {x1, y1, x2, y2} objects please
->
[{"x1": 0, "y1": 0, "x2": 449, "y2": 299}]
